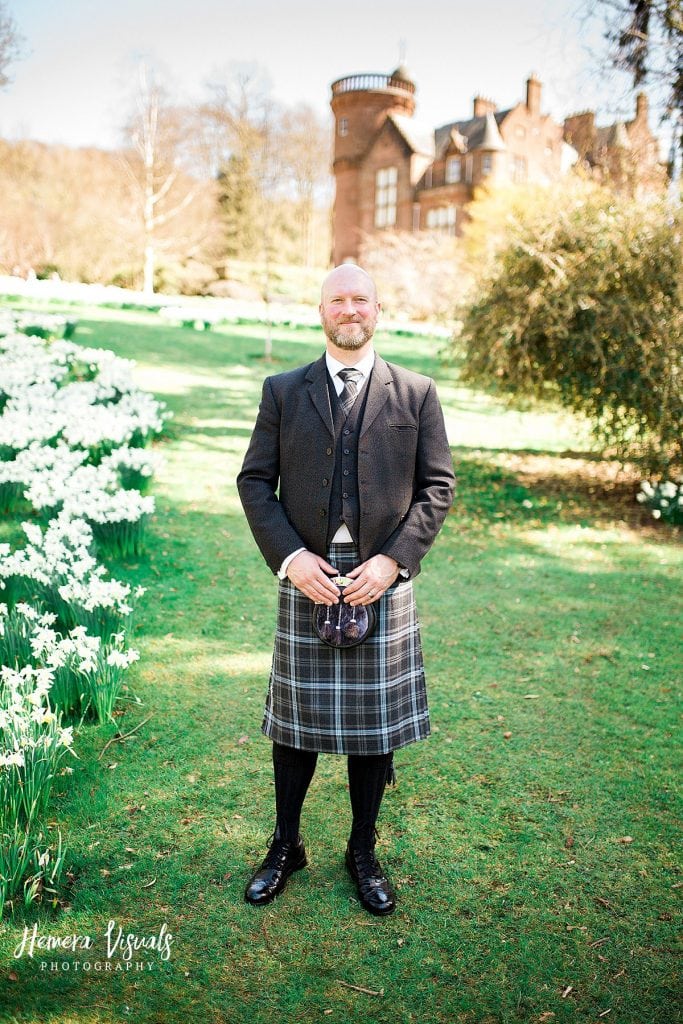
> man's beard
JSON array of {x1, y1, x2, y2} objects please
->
[{"x1": 322, "y1": 317, "x2": 375, "y2": 349}]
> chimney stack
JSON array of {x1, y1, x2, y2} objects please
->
[
  {"x1": 473, "y1": 95, "x2": 496, "y2": 118},
  {"x1": 526, "y1": 74, "x2": 541, "y2": 117},
  {"x1": 636, "y1": 92, "x2": 649, "y2": 121}
]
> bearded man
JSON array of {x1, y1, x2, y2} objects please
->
[{"x1": 236, "y1": 264, "x2": 455, "y2": 916}]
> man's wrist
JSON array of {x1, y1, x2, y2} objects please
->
[
  {"x1": 379, "y1": 551, "x2": 409, "y2": 579},
  {"x1": 278, "y1": 547, "x2": 306, "y2": 579}
]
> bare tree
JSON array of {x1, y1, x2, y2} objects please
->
[
  {"x1": 202, "y1": 64, "x2": 284, "y2": 357},
  {"x1": 594, "y1": 0, "x2": 682, "y2": 154},
  {"x1": 120, "y1": 63, "x2": 215, "y2": 294},
  {"x1": 278, "y1": 104, "x2": 333, "y2": 267},
  {"x1": 0, "y1": 1, "x2": 23, "y2": 90}
]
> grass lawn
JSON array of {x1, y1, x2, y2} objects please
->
[{"x1": 0, "y1": 305, "x2": 680, "y2": 1024}]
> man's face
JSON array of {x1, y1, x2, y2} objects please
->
[{"x1": 319, "y1": 268, "x2": 380, "y2": 351}]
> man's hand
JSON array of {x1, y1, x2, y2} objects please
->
[
  {"x1": 287, "y1": 551, "x2": 340, "y2": 606},
  {"x1": 342, "y1": 554, "x2": 400, "y2": 606}
]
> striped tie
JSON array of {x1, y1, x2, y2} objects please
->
[{"x1": 338, "y1": 368, "x2": 362, "y2": 418}]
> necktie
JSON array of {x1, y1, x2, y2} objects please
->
[{"x1": 338, "y1": 368, "x2": 363, "y2": 418}]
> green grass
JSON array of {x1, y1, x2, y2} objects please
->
[{"x1": 0, "y1": 304, "x2": 680, "y2": 1024}]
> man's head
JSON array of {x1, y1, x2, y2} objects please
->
[{"x1": 319, "y1": 264, "x2": 380, "y2": 357}]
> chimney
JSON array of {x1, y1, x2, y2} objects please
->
[
  {"x1": 636, "y1": 92, "x2": 649, "y2": 121},
  {"x1": 526, "y1": 74, "x2": 541, "y2": 117},
  {"x1": 473, "y1": 95, "x2": 496, "y2": 118}
]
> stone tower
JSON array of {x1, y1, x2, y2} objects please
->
[{"x1": 330, "y1": 66, "x2": 416, "y2": 265}]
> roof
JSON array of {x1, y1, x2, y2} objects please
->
[
  {"x1": 390, "y1": 63, "x2": 415, "y2": 85},
  {"x1": 478, "y1": 111, "x2": 506, "y2": 151},
  {"x1": 434, "y1": 109, "x2": 512, "y2": 156},
  {"x1": 386, "y1": 113, "x2": 435, "y2": 157}
]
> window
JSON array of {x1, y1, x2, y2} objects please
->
[
  {"x1": 465, "y1": 155, "x2": 473, "y2": 184},
  {"x1": 425, "y1": 205, "x2": 456, "y2": 235},
  {"x1": 338, "y1": 118, "x2": 348, "y2": 137},
  {"x1": 482, "y1": 154, "x2": 492, "y2": 176},
  {"x1": 445, "y1": 156, "x2": 461, "y2": 183},
  {"x1": 375, "y1": 167, "x2": 397, "y2": 228}
]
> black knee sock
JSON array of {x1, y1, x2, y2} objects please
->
[
  {"x1": 347, "y1": 752, "x2": 394, "y2": 850},
  {"x1": 272, "y1": 742, "x2": 318, "y2": 842}
]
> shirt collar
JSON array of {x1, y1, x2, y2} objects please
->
[{"x1": 325, "y1": 348, "x2": 375, "y2": 382}]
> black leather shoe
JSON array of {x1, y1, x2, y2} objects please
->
[
  {"x1": 244, "y1": 834, "x2": 307, "y2": 906},
  {"x1": 345, "y1": 842, "x2": 396, "y2": 916}
]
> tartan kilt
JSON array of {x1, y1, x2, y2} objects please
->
[{"x1": 262, "y1": 542, "x2": 431, "y2": 754}]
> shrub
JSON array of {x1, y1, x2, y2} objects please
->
[{"x1": 457, "y1": 181, "x2": 682, "y2": 471}]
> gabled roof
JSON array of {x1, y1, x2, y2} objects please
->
[
  {"x1": 434, "y1": 109, "x2": 512, "y2": 157},
  {"x1": 386, "y1": 113, "x2": 435, "y2": 157}
]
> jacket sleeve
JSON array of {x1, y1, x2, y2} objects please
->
[
  {"x1": 236, "y1": 377, "x2": 307, "y2": 574},
  {"x1": 379, "y1": 379, "x2": 455, "y2": 578}
]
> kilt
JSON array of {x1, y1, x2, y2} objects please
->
[{"x1": 261, "y1": 542, "x2": 431, "y2": 754}]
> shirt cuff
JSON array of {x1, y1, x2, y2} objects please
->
[{"x1": 278, "y1": 547, "x2": 306, "y2": 580}]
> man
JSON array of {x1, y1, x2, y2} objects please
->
[{"x1": 236, "y1": 264, "x2": 455, "y2": 916}]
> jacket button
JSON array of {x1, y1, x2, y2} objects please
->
[
  {"x1": 322, "y1": 478, "x2": 328, "y2": 486},
  {"x1": 343, "y1": 469, "x2": 349, "y2": 476},
  {"x1": 343, "y1": 492, "x2": 348, "y2": 498},
  {"x1": 344, "y1": 428, "x2": 351, "y2": 435},
  {"x1": 344, "y1": 448, "x2": 350, "y2": 455},
  {"x1": 319, "y1": 509, "x2": 327, "y2": 517},
  {"x1": 326, "y1": 447, "x2": 332, "y2": 455}
]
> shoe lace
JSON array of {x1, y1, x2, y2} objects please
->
[{"x1": 262, "y1": 832, "x2": 297, "y2": 869}]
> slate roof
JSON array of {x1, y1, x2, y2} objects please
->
[{"x1": 434, "y1": 109, "x2": 512, "y2": 157}]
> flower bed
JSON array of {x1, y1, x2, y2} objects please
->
[{"x1": 0, "y1": 325, "x2": 168, "y2": 914}]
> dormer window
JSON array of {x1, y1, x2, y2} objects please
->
[{"x1": 375, "y1": 167, "x2": 397, "y2": 228}]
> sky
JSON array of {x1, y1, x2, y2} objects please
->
[{"x1": 0, "y1": 0, "x2": 671, "y2": 154}]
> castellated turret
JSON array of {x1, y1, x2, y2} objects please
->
[{"x1": 330, "y1": 67, "x2": 417, "y2": 264}]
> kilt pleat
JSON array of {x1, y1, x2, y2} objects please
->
[{"x1": 261, "y1": 543, "x2": 431, "y2": 754}]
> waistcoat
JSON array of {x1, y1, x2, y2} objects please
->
[{"x1": 325, "y1": 370, "x2": 371, "y2": 548}]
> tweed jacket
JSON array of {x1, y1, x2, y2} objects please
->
[{"x1": 236, "y1": 352, "x2": 456, "y2": 580}]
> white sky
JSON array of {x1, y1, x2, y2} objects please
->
[{"x1": 0, "y1": 0, "x2": 672, "y2": 154}]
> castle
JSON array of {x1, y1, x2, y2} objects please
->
[{"x1": 330, "y1": 66, "x2": 664, "y2": 265}]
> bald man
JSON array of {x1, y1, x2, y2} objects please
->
[{"x1": 237, "y1": 265, "x2": 455, "y2": 916}]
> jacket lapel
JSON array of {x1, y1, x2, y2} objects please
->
[
  {"x1": 359, "y1": 355, "x2": 393, "y2": 438},
  {"x1": 305, "y1": 355, "x2": 334, "y2": 437}
]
